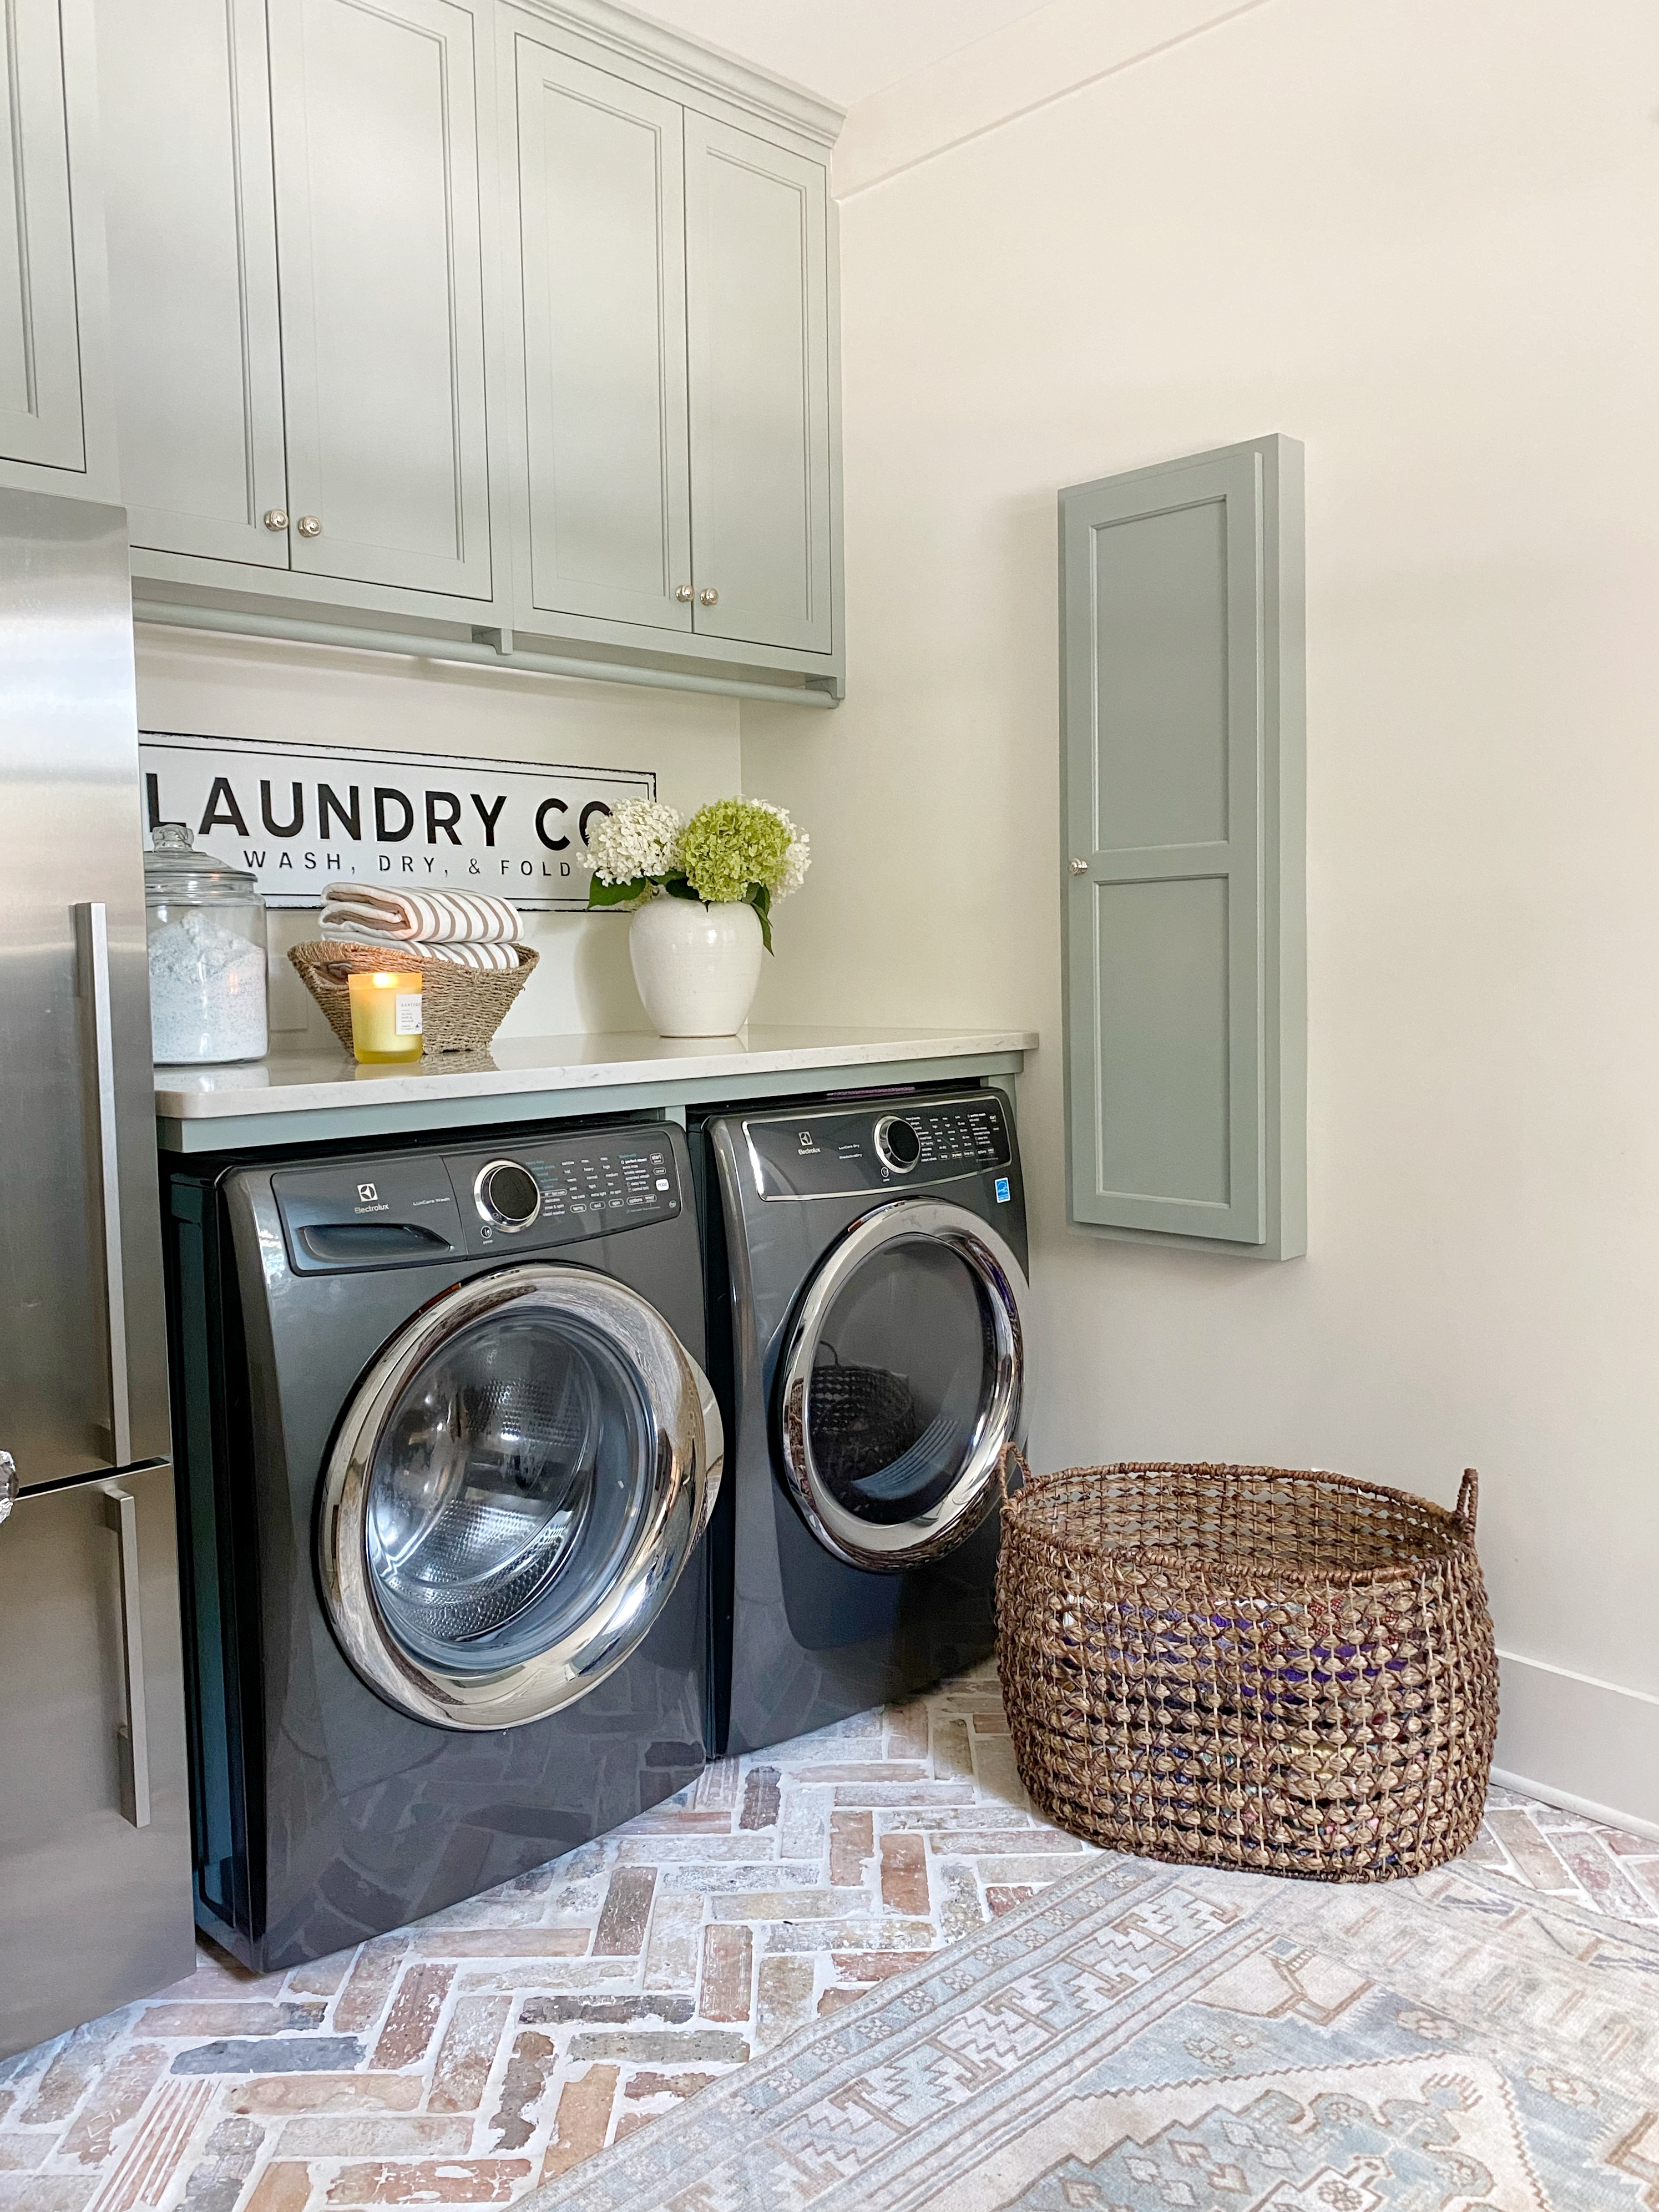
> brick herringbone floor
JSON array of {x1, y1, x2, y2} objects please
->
[{"x1": 2, "y1": 1661, "x2": 1653, "y2": 2212}]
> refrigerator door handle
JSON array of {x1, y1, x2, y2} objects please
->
[
  {"x1": 76, "y1": 901, "x2": 133, "y2": 1469},
  {"x1": 102, "y1": 1483, "x2": 152, "y2": 1829}
]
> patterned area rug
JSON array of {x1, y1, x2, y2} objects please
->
[{"x1": 524, "y1": 1846, "x2": 1659, "y2": 2211}]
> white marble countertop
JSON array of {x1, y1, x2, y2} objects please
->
[{"x1": 154, "y1": 1024, "x2": 1038, "y2": 1151}]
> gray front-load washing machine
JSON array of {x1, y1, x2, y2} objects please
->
[
  {"x1": 704, "y1": 1088, "x2": 1030, "y2": 1756},
  {"x1": 163, "y1": 1119, "x2": 721, "y2": 1970}
]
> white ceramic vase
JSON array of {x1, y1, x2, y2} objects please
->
[{"x1": 629, "y1": 893, "x2": 763, "y2": 1037}]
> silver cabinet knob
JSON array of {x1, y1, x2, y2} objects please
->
[
  {"x1": 1069, "y1": 857, "x2": 1089, "y2": 875},
  {"x1": 699, "y1": 587, "x2": 719, "y2": 607},
  {"x1": 263, "y1": 508, "x2": 289, "y2": 531},
  {"x1": 0, "y1": 1450, "x2": 16, "y2": 1527},
  {"x1": 296, "y1": 514, "x2": 322, "y2": 538},
  {"x1": 675, "y1": 584, "x2": 694, "y2": 603}
]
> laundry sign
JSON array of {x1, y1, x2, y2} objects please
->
[{"x1": 139, "y1": 733, "x2": 655, "y2": 911}]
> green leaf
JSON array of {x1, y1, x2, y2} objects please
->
[
  {"x1": 587, "y1": 875, "x2": 649, "y2": 908},
  {"x1": 661, "y1": 872, "x2": 702, "y2": 902},
  {"x1": 749, "y1": 883, "x2": 774, "y2": 953}
]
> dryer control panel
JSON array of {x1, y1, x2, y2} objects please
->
[
  {"x1": 742, "y1": 1093, "x2": 1013, "y2": 1201},
  {"x1": 272, "y1": 1130, "x2": 681, "y2": 1273}
]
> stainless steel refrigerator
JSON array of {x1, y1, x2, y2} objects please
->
[{"x1": 0, "y1": 489, "x2": 194, "y2": 2058}]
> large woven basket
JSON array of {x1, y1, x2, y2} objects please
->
[
  {"x1": 807, "y1": 1352, "x2": 918, "y2": 1494},
  {"x1": 995, "y1": 1451, "x2": 1498, "y2": 1882},
  {"x1": 289, "y1": 940, "x2": 538, "y2": 1057}
]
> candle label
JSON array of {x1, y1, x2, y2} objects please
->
[{"x1": 395, "y1": 993, "x2": 424, "y2": 1036}]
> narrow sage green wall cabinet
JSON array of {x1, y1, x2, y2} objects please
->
[
  {"x1": 0, "y1": 0, "x2": 117, "y2": 499},
  {"x1": 91, "y1": 0, "x2": 844, "y2": 700},
  {"x1": 1060, "y1": 436, "x2": 1306, "y2": 1260}
]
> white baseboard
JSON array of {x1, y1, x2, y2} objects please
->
[
  {"x1": 1494, "y1": 1650, "x2": 1659, "y2": 1838},
  {"x1": 1490, "y1": 1769, "x2": 1659, "y2": 1846}
]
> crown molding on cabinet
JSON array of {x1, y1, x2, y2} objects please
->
[{"x1": 509, "y1": 0, "x2": 846, "y2": 149}]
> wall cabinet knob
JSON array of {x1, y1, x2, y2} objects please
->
[
  {"x1": 296, "y1": 515, "x2": 322, "y2": 538},
  {"x1": 699, "y1": 586, "x2": 719, "y2": 607},
  {"x1": 675, "y1": 584, "x2": 694, "y2": 603},
  {"x1": 1069, "y1": 857, "x2": 1089, "y2": 875},
  {"x1": 263, "y1": 509, "x2": 289, "y2": 532}
]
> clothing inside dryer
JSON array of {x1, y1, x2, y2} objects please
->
[
  {"x1": 805, "y1": 1238, "x2": 995, "y2": 1526},
  {"x1": 366, "y1": 1307, "x2": 653, "y2": 1670}
]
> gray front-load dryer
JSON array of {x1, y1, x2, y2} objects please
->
[
  {"x1": 163, "y1": 1120, "x2": 721, "y2": 1971},
  {"x1": 705, "y1": 1089, "x2": 1030, "y2": 1756}
]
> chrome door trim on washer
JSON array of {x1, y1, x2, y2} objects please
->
[
  {"x1": 775, "y1": 1200, "x2": 1028, "y2": 1572},
  {"x1": 317, "y1": 1264, "x2": 722, "y2": 1731}
]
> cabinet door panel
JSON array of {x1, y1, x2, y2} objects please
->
[
  {"x1": 685, "y1": 115, "x2": 831, "y2": 655},
  {"x1": 1061, "y1": 436, "x2": 1305, "y2": 1258},
  {"x1": 269, "y1": 0, "x2": 492, "y2": 598},
  {"x1": 515, "y1": 36, "x2": 690, "y2": 630},
  {"x1": 97, "y1": 0, "x2": 289, "y2": 564},
  {"x1": 0, "y1": 0, "x2": 84, "y2": 470}
]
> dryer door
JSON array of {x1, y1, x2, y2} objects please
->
[
  {"x1": 775, "y1": 1200, "x2": 1029, "y2": 1572},
  {"x1": 317, "y1": 1265, "x2": 722, "y2": 1730}
]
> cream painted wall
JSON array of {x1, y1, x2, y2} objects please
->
[
  {"x1": 136, "y1": 628, "x2": 741, "y2": 1046},
  {"x1": 743, "y1": 0, "x2": 1659, "y2": 1824}
]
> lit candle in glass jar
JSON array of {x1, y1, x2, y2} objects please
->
[{"x1": 347, "y1": 970, "x2": 423, "y2": 1063}]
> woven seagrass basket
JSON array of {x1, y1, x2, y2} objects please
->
[
  {"x1": 994, "y1": 1450, "x2": 1498, "y2": 1882},
  {"x1": 289, "y1": 941, "x2": 538, "y2": 1057},
  {"x1": 806, "y1": 1352, "x2": 918, "y2": 1493}
]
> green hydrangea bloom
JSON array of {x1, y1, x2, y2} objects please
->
[{"x1": 677, "y1": 799, "x2": 792, "y2": 905}]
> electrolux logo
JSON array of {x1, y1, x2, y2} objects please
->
[{"x1": 139, "y1": 732, "x2": 656, "y2": 913}]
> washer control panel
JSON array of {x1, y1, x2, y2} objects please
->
[
  {"x1": 743, "y1": 1093, "x2": 1013, "y2": 1201},
  {"x1": 272, "y1": 1129, "x2": 681, "y2": 1272},
  {"x1": 451, "y1": 1133, "x2": 680, "y2": 1254}
]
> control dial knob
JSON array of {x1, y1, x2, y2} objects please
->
[
  {"x1": 474, "y1": 1159, "x2": 542, "y2": 1230},
  {"x1": 873, "y1": 1115, "x2": 922, "y2": 1174}
]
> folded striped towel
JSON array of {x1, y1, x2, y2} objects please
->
[
  {"x1": 321, "y1": 923, "x2": 521, "y2": 973},
  {"x1": 321, "y1": 887, "x2": 523, "y2": 944}
]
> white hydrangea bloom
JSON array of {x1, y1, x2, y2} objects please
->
[
  {"x1": 583, "y1": 797, "x2": 683, "y2": 886},
  {"x1": 757, "y1": 802, "x2": 812, "y2": 901}
]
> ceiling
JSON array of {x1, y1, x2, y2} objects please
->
[{"x1": 619, "y1": 0, "x2": 1054, "y2": 110}]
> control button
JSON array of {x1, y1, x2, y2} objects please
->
[
  {"x1": 874, "y1": 1116, "x2": 922, "y2": 1174},
  {"x1": 474, "y1": 1159, "x2": 542, "y2": 1231}
]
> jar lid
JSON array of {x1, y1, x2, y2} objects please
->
[{"x1": 144, "y1": 821, "x2": 259, "y2": 898}]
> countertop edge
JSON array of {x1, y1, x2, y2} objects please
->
[{"x1": 154, "y1": 1029, "x2": 1041, "y2": 1122}]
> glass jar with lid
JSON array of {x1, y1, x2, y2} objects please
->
[{"x1": 144, "y1": 822, "x2": 270, "y2": 1064}]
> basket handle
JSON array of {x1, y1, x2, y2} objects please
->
[
  {"x1": 1456, "y1": 1467, "x2": 1479, "y2": 1530},
  {"x1": 998, "y1": 1442, "x2": 1031, "y2": 1507}
]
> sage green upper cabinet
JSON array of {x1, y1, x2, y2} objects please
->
[
  {"x1": 0, "y1": 0, "x2": 115, "y2": 497},
  {"x1": 684, "y1": 115, "x2": 832, "y2": 656},
  {"x1": 0, "y1": 0, "x2": 83, "y2": 470},
  {"x1": 513, "y1": 31, "x2": 691, "y2": 630},
  {"x1": 89, "y1": 0, "x2": 844, "y2": 694},
  {"x1": 502, "y1": 26, "x2": 839, "y2": 672},
  {"x1": 268, "y1": 0, "x2": 493, "y2": 599},
  {"x1": 95, "y1": 0, "x2": 288, "y2": 564},
  {"x1": 1060, "y1": 436, "x2": 1306, "y2": 1260}
]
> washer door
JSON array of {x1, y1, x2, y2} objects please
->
[
  {"x1": 317, "y1": 1264, "x2": 722, "y2": 1731},
  {"x1": 775, "y1": 1200, "x2": 1029, "y2": 1571}
]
